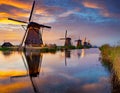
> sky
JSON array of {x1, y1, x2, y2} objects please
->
[{"x1": 0, "y1": 0, "x2": 120, "y2": 46}]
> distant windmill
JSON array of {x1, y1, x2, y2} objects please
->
[
  {"x1": 75, "y1": 37, "x2": 82, "y2": 47},
  {"x1": 8, "y1": 0, "x2": 51, "y2": 47},
  {"x1": 60, "y1": 30, "x2": 72, "y2": 46},
  {"x1": 83, "y1": 37, "x2": 88, "y2": 47},
  {"x1": 87, "y1": 40, "x2": 92, "y2": 47}
]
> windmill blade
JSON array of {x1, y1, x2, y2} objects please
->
[
  {"x1": 60, "y1": 38, "x2": 65, "y2": 40},
  {"x1": 8, "y1": 18, "x2": 28, "y2": 24},
  {"x1": 65, "y1": 30, "x2": 67, "y2": 39},
  {"x1": 84, "y1": 37, "x2": 86, "y2": 42},
  {"x1": 11, "y1": 75, "x2": 28, "y2": 78},
  {"x1": 20, "y1": 27, "x2": 29, "y2": 47},
  {"x1": 29, "y1": 0, "x2": 35, "y2": 22},
  {"x1": 42, "y1": 25, "x2": 51, "y2": 29}
]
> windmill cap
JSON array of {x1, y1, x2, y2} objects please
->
[{"x1": 28, "y1": 22, "x2": 51, "y2": 28}]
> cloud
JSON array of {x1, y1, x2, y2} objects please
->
[
  {"x1": 100, "y1": 8, "x2": 120, "y2": 18},
  {"x1": 81, "y1": 0, "x2": 120, "y2": 19},
  {"x1": 82, "y1": 77, "x2": 110, "y2": 93},
  {"x1": 82, "y1": 1, "x2": 103, "y2": 9},
  {"x1": 0, "y1": 4, "x2": 30, "y2": 23},
  {"x1": 59, "y1": 9, "x2": 79, "y2": 18},
  {"x1": 0, "y1": 0, "x2": 31, "y2": 10}
]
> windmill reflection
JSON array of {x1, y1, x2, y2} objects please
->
[
  {"x1": 65, "y1": 50, "x2": 71, "y2": 66},
  {"x1": 80, "y1": 49, "x2": 85, "y2": 58},
  {"x1": 76, "y1": 49, "x2": 85, "y2": 58},
  {"x1": 64, "y1": 49, "x2": 85, "y2": 66},
  {"x1": 11, "y1": 51, "x2": 43, "y2": 93},
  {"x1": 25, "y1": 51, "x2": 42, "y2": 77}
]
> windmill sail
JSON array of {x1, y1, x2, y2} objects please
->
[
  {"x1": 8, "y1": 18, "x2": 27, "y2": 24},
  {"x1": 65, "y1": 30, "x2": 67, "y2": 39},
  {"x1": 8, "y1": 0, "x2": 51, "y2": 47},
  {"x1": 29, "y1": 0, "x2": 35, "y2": 22}
]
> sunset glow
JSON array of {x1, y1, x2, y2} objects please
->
[{"x1": 0, "y1": 0, "x2": 120, "y2": 46}]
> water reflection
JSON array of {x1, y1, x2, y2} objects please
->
[
  {"x1": 76, "y1": 49, "x2": 85, "y2": 58},
  {"x1": 0, "y1": 48, "x2": 113, "y2": 93},
  {"x1": 24, "y1": 51, "x2": 42, "y2": 93},
  {"x1": 2, "y1": 51, "x2": 12, "y2": 56},
  {"x1": 11, "y1": 51, "x2": 43, "y2": 93},
  {"x1": 65, "y1": 50, "x2": 71, "y2": 66}
]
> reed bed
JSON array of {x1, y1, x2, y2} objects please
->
[{"x1": 100, "y1": 44, "x2": 120, "y2": 80}]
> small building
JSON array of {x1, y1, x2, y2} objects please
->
[{"x1": 1, "y1": 42, "x2": 13, "y2": 47}]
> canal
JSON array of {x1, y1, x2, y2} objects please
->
[{"x1": 0, "y1": 48, "x2": 112, "y2": 93}]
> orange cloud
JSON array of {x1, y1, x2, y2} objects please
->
[
  {"x1": 0, "y1": 12, "x2": 11, "y2": 17},
  {"x1": 82, "y1": 1, "x2": 103, "y2": 9},
  {"x1": 35, "y1": 9, "x2": 48, "y2": 16},
  {"x1": 0, "y1": 0, "x2": 31, "y2": 10},
  {"x1": 101, "y1": 9, "x2": 120, "y2": 18}
]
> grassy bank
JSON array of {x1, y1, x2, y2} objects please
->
[
  {"x1": 0, "y1": 47, "x2": 11, "y2": 51},
  {"x1": 100, "y1": 44, "x2": 120, "y2": 80}
]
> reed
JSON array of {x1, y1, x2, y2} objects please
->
[{"x1": 100, "y1": 44, "x2": 120, "y2": 80}]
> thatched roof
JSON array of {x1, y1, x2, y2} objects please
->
[{"x1": 1, "y1": 42, "x2": 13, "y2": 47}]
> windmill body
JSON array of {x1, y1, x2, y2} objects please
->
[
  {"x1": 25, "y1": 22, "x2": 43, "y2": 47},
  {"x1": 75, "y1": 39, "x2": 82, "y2": 47},
  {"x1": 83, "y1": 37, "x2": 88, "y2": 47},
  {"x1": 65, "y1": 37, "x2": 72, "y2": 46},
  {"x1": 84, "y1": 42, "x2": 88, "y2": 47}
]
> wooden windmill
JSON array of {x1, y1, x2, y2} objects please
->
[
  {"x1": 83, "y1": 37, "x2": 88, "y2": 47},
  {"x1": 8, "y1": 0, "x2": 51, "y2": 47},
  {"x1": 87, "y1": 40, "x2": 92, "y2": 47},
  {"x1": 60, "y1": 30, "x2": 72, "y2": 46},
  {"x1": 75, "y1": 37, "x2": 82, "y2": 47}
]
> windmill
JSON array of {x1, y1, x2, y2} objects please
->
[
  {"x1": 8, "y1": 0, "x2": 51, "y2": 47},
  {"x1": 87, "y1": 40, "x2": 92, "y2": 47},
  {"x1": 83, "y1": 37, "x2": 88, "y2": 47},
  {"x1": 75, "y1": 37, "x2": 82, "y2": 47},
  {"x1": 60, "y1": 30, "x2": 72, "y2": 46}
]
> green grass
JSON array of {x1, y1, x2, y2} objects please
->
[
  {"x1": 39, "y1": 47, "x2": 57, "y2": 53},
  {"x1": 0, "y1": 47, "x2": 11, "y2": 51},
  {"x1": 100, "y1": 44, "x2": 120, "y2": 80}
]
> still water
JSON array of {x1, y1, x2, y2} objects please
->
[{"x1": 0, "y1": 48, "x2": 111, "y2": 93}]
